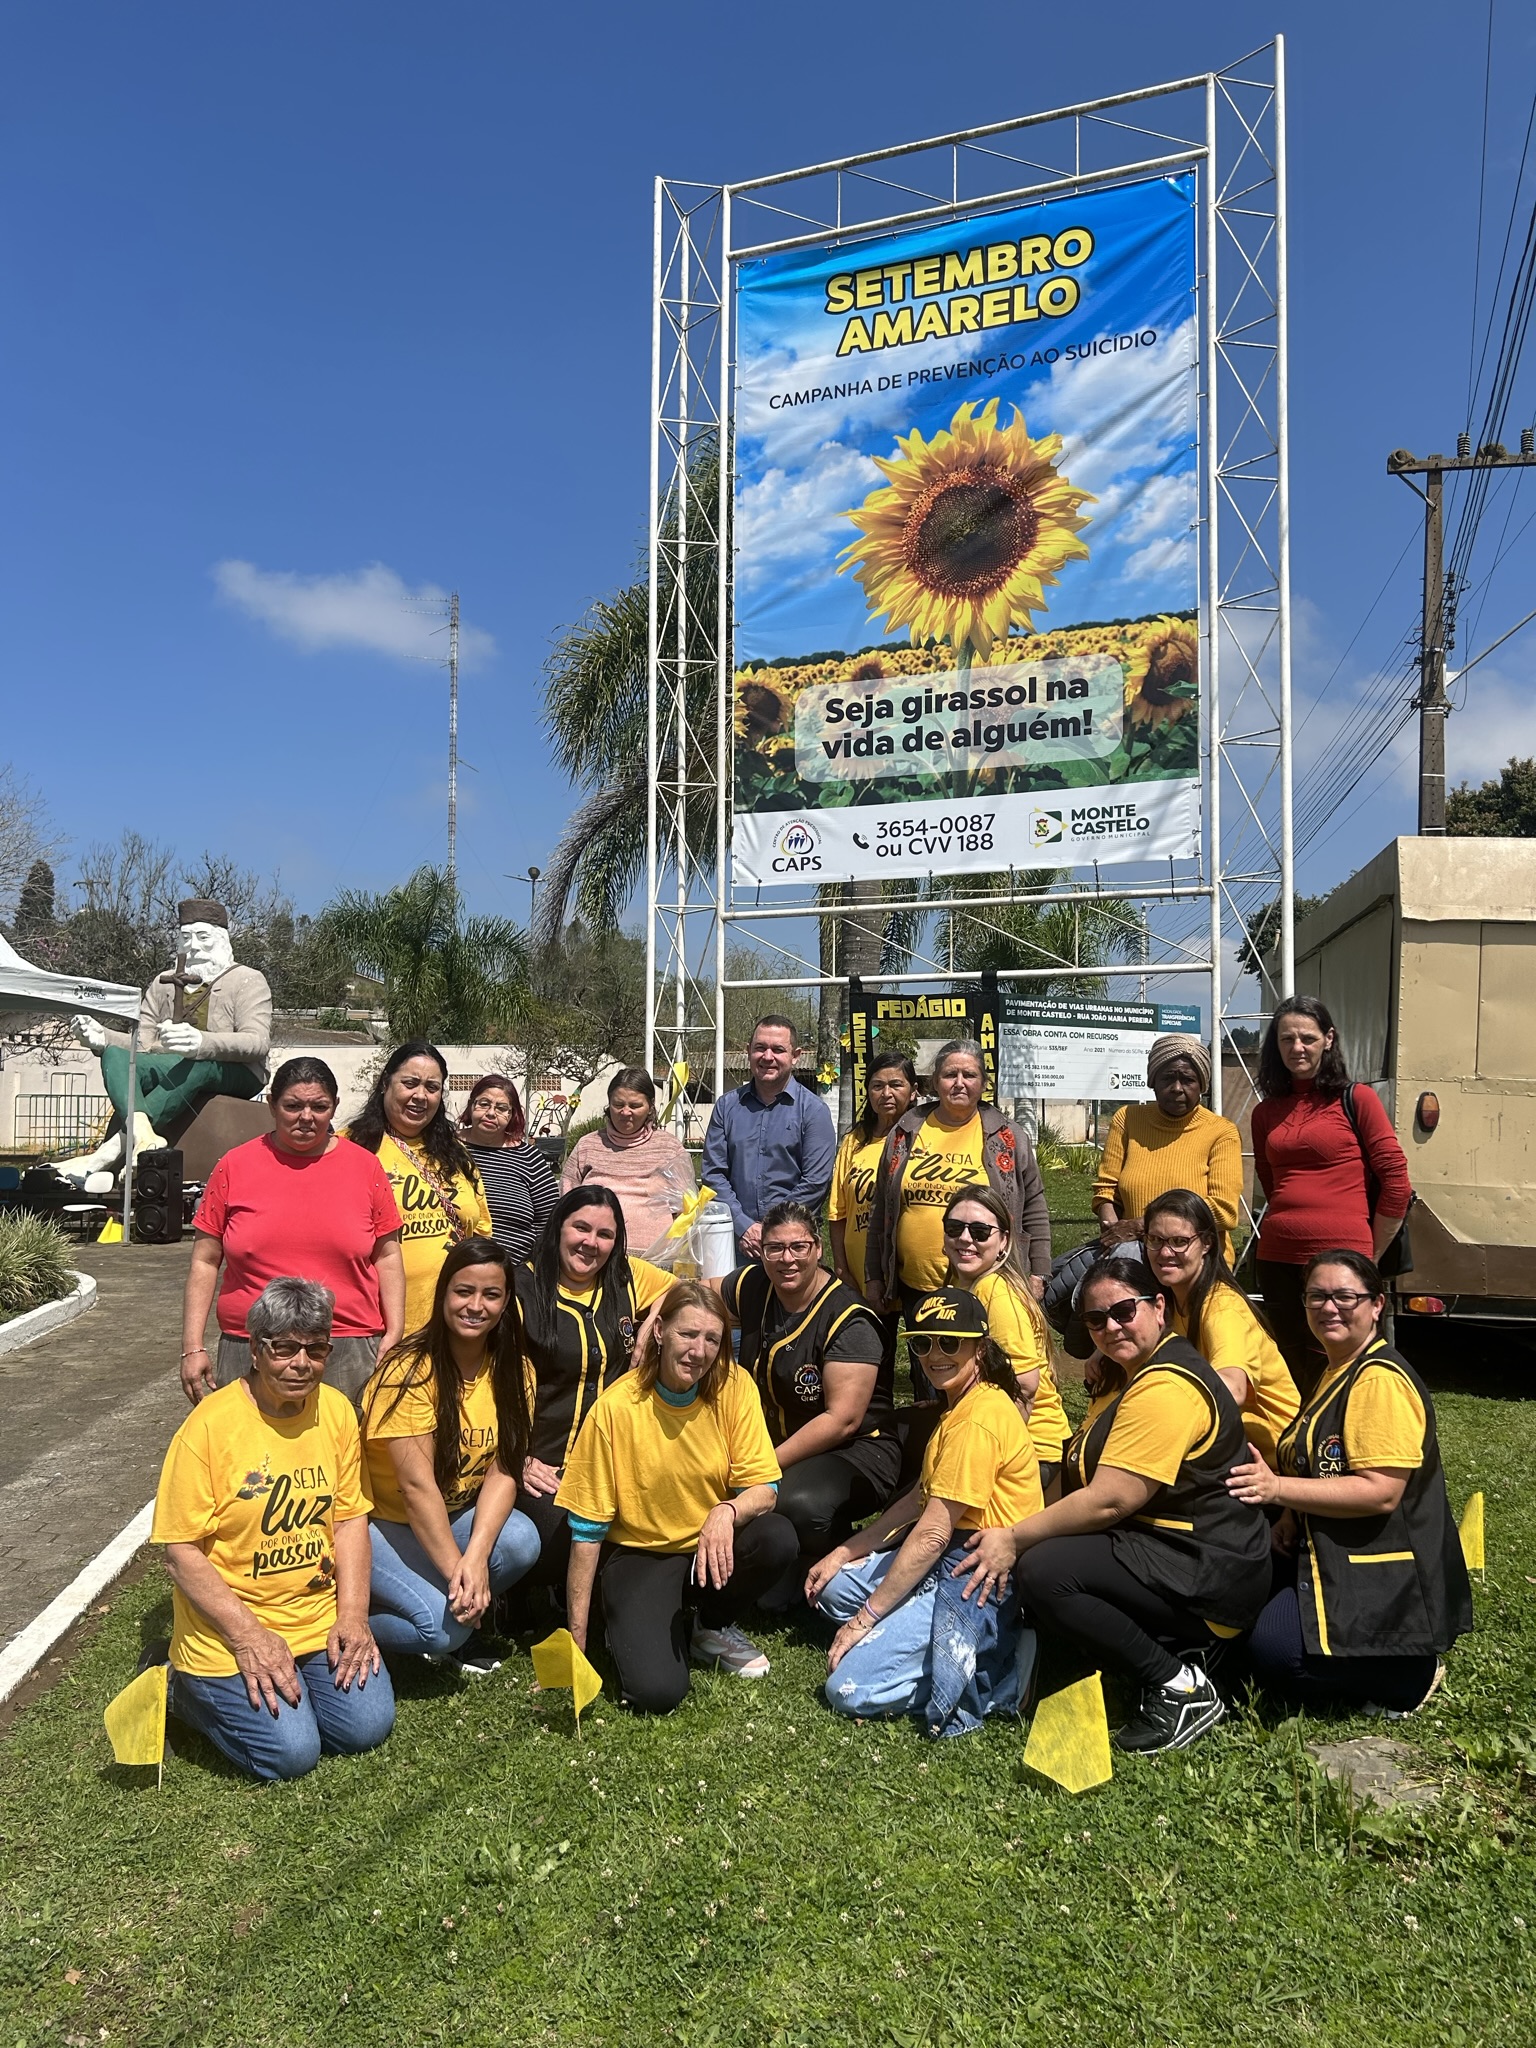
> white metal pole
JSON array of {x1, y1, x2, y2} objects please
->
[
  {"x1": 1274, "y1": 36, "x2": 1296, "y2": 997},
  {"x1": 1203, "y1": 72, "x2": 1223, "y2": 1117},
  {"x1": 675, "y1": 228, "x2": 690, "y2": 1087},
  {"x1": 120, "y1": 1022, "x2": 138, "y2": 1243},
  {"x1": 447, "y1": 590, "x2": 459, "y2": 893},
  {"x1": 715, "y1": 189, "x2": 733, "y2": 1112},
  {"x1": 644, "y1": 180, "x2": 665, "y2": 1078}
]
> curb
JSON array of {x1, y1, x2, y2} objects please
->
[
  {"x1": 0, "y1": 1500, "x2": 154, "y2": 1705},
  {"x1": 0, "y1": 1270, "x2": 98, "y2": 1357}
]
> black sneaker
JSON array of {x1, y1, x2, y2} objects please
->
[
  {"x1": 449, "y1": 1632, "x2": 504, "y2": 1677},
  {"x1": 1113, "y1": 1670, "x2": 1226, "y2": 1754}
]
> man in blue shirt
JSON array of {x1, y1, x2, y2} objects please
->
[{"x1": 702, "y1": 1015, "x2": 836, "y2": 1258}]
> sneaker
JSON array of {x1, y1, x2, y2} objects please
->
[
  {"x1": 1365, "y1": 1660, "x2": 1445, "y2": 1720},
  {"x1": 690, "y1": 1622, "x2": 771, "y2": 1679},
  {"x1": 1113, "y1": 1668, "x2": 1226, "y2": 1754},
  {"x1": 449, "y1": 1632, "x2": 504, "y2": 1677}
]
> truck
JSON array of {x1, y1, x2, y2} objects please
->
[{"x1": 1291, "y1": 835, "x2": 1536, "y2": 1329}]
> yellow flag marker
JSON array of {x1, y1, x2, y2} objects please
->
[
  {"x1": 103, "y1": 1663, "x2": 168, "y2": 1782},
  {"x1": 1459, "y1": 1491, "x2": 1486, "y2": 1573},
  {"x1": 1023, "y1": 1673, "x2": 1113, "y2": 1794},
  {"x1": 97, "y1": 1217, "x2": 123, "y2": 1244},
  {"x1": 665, "y1": 1183, "x2": 717, "y2": 1243},
  {"x1": 530, "y1": 1628, "x2": 603, "y2": 1731}
]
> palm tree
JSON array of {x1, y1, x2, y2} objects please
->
[
  {"x1": 937, "y1": 871, "x2": 1147, "y2": 994},
  {"x1": 324, "y1": 865, "x2": 526, "y2": 1044}
]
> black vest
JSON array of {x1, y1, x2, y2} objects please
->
[
  {"x1": 1277, "y1": 1337, "x2": 1474, "y2": 1659},
  {"x1": 1064, "y1": 1334, "x2": 1271, "y2": 1630},
  {"x1": 728, "y1": 1265, "x2": 894, "y2": 1446},
  {"x1": 515, "y1": 1263, "x2": 642, "y2": 1470}
]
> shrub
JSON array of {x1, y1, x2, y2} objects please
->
[{"x1": 0, "y1": 1212, "x2": 75, "y2": 1321}]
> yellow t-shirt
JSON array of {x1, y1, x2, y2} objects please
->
[
  {"x1": 1318, "y1": 1357, "x2": 1427, "y2": 1470},
  {"x1": 828, "y1": 1130, "x2": 885, "y2": 1293},
  {"x1": 969, "y1": 1270, "x2": 1070, "y2": 1462},
  {"x1": 555, "y1": 1366, "x2": 781, "y2": 1553},
  {"x1": 920, "y1": 1380, "x2": 1043, "y2": 1530},
  {"x1": 361, "y1": 1355, "x2": 501, "y2": 1524},
  {"x1": 1174, "y1": 1282, "x2": 1300, "y2": 1466},
  {"x1": 151, "y1": 1380, "x2": 370, "y2": 1678},
  {"x1": 896, "y1": 1114, "x2": 987, "y2": 1292},
  {"x1": 374, "y1": 1132, "x2": 495, "y2": 1334},
  {"x1": 1098, "y1": 1367, "x2": 1216, "y2": 1485}
]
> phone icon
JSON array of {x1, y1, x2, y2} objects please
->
[{"x1": 852, "y1": 832, "x2": 870, "y2": 849}]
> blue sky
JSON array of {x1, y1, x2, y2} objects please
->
[{"x1": 2, "y1": 0, "x2": 1533, "y2": 929}]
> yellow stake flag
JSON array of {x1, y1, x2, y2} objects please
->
[
  {"x1": 1023, "y1": 1673, "x2": 1113, "y2": 1794},
  {"x1": 665, "y1": 1184, "x2": 718, "y2": 1242},
  {"x1": 1459, "y1": 1491, "x2": 1486, "y2": 1572},
  {"x1": 530, "y1": 1628, "x2": 603, "y2": 1731},
  {"x1": 97, "y1": 1217, "x2": 123, "y2": 1244},
  {"x1": 103, "y1": 1663, "x2": 168, "y2": 1772}
]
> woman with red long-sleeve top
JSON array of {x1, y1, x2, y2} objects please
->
[{"x1": 1251, "y1": 996, "x2": 1412, "y2": 1395}]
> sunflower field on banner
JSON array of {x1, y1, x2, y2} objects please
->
[{"x1": 731, "y1": 173, "x2": 1200, "y2": 888}]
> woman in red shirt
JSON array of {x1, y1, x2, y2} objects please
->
[
  {"x1": 1251, "y1": 997, "x2": 1411, "y2": 1393},
  {"x1": 180, "y1": 1057, "x2": 405, "y2": 1406}
]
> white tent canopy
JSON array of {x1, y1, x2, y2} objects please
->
[{"x1": 0, "y1": 933, "x2": 140, "y2": 1025}]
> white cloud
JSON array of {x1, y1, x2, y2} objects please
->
[
  {"x1": 734, "y1": 441, "x2": 882, "y2": 587},
  {"x1": 212, "y1": 560, "x2": 496, "y2": 668}
]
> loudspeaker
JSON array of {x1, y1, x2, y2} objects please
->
[{"x1": 133, "y1": 1149, "x2": 184, "y2": 1243}]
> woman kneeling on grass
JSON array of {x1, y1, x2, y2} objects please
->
[
  {"x1": 807, "y1": 1290, "x2": 1042, "y2": 1735},
  {"x1": 557, "y1": 1282, "x2": 796, "y2": 1713},
  {"x1": 956, "y1": 1258, "x2": 1271, "y2": 1756},
  {"x1": 361, "y1": 1239, "x2": 541, "y2": 1675},
  {"x1": 1228, "y1": 1250, "x2": 1473, "y2": 1716},
  {"x1": 152, "y1": 1277, "x2": 393, "y2": 1782}
]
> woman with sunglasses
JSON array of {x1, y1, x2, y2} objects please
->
[
  {"x1": 513, "y1": 1187, "x2": 675, "y2": 1592},
  {"x1": 361, "y1": 1239, "x2": 542, "y2": 1675},
  {"x1": 829, "y1": 1053, "x2": 920, "y2": 1300},
  {"x1": 1141, "y1": 1189, "x2": 1298, "y2": 1466},
  {"x1": 1227, "y1": 1251, "x2": 1472, "y2": 1715},
  {"x1": 807, "y1": 1289, "x2": 1042, "y2": 1729},
  {"x1": 942, "y1": 1186, "x2": 1070, "y2": 1490},
  {"x1": 151, "y1": 1277, "x2": 394, "y2": 1781},
  {"x1": 956, "y1": 1258, "x2": 1269, "y2": 1755},
  {"x1": 722, "y1": 1201, "x2": 899, "y2": 1590},
  {"x1": 866, "y1": 1040, "x2": 1051, "y2": 1334}
]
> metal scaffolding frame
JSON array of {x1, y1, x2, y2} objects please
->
[{"x1": 646, "y1": 42, "x2": 1293, "y2": 1114}]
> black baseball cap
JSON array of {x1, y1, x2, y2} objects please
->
[{"x1": 910, "y1": 1289, "x2": 989, "y2": 1338}]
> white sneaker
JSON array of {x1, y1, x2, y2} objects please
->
[{"x1": 690, "y1": 1622, "x2": 770, "y2": 1678}]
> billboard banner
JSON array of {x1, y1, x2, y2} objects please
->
[
  {"x1": 732, "y1": 173, "x2": 1200, "y2": 887},
  {"x1": 998, "y1": 993, "x2": 1203, "y2": 1101}
]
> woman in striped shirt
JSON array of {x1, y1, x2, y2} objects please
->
[{"x1": 460, "y1": 1074, "x2": 560, "y2": 1264}]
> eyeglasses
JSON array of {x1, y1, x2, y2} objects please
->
[
  {"x1": 261, "y1": 1337, "x2": 333, "y2": 1362},
  {"x1": 1144, "y1": 1233, "x2": 1199, "y2": 1255},
  {"x1": 908, "y1": 1333, "x2": 970, "y2": 1358},
  {"x1": 1304, "y1": 1288, "x2": 1373, "y2": 1310},
  {"x1": 1082, "y1": 1296, "x2": 1154, "y2": 1334},
  {"x1": 763, "y1": 1239, "x2": 818, "y2": 1258},
  {"x1": 943, "y1": 1218, "x2": 998, "y2": 1243}
]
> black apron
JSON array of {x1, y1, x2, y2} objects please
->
[{"x1": 726, "y1": 1265, "x2": 894, "y2": 1447}]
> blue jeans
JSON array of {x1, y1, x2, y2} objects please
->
[
  {"x1": 816, "y1": 1549, "x2": 943, "y2": 1718},
  {"x1": 368, "y1": 1506, "x2": 541, "y2": 1657},
  {"x1": 170, "y1": 1650, "x2": 395, "y2": 1782}
]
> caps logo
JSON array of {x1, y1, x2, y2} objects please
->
[
  {"x1": 1030, "y1": 809, "x2": 1065, "y2": 845},
  {"x1": 772, "y1": 817, "x2": 823, "y2": 874},
  {"x1": 919, "y1": 1299, "x2": 959, "y2": 1323}
]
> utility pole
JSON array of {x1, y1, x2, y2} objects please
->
[
  {"x1": 1388, "y1": 434, "x2": 1536, "y2": 834},
  {"x1": 446, "y1": 590, "x2": 460, "y2": 890}
]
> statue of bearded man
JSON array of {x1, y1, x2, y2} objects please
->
[{"x1": 56, "y1": 897, "x2": 271, "y2": 1184}]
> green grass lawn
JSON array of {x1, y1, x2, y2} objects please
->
[{"x1": 3, "y1": 1376, "x2": 1534, "y2": 2048}]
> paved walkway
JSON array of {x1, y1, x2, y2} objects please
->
[{"x1": 0, "y1": 1239, "x2": 208, "y2": 1651}]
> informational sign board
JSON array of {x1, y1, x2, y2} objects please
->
[
  {"x1": 732, "y1": 172, "x2": 1200, "y2": 887},
  {"x1": 998, "y1": 993, "x2": 1203, "y2": 1101}
]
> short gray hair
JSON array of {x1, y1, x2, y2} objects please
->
[
  {"x1": 247, "y1": 1277, "x2": 335, "y2": 1345},
  {"x1": 933, "y1": 1039, "x2": 986, "y2": 1077}
]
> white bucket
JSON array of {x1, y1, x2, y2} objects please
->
[{"x1": 692, "y1": 1200, "x2": 738, "y2": 1280}]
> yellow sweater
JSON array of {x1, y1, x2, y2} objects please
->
[{"x1": 1092, "y1": 1105, "x2": 1243, "y2": 1251}]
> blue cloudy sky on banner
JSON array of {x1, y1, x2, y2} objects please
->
[{"x1": 735, "y1": 174, "x2": 1197, "y2": 662}]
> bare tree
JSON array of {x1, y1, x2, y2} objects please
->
[{"x1": 0, "y1": 765, "x2": 64, "y2": 923}]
